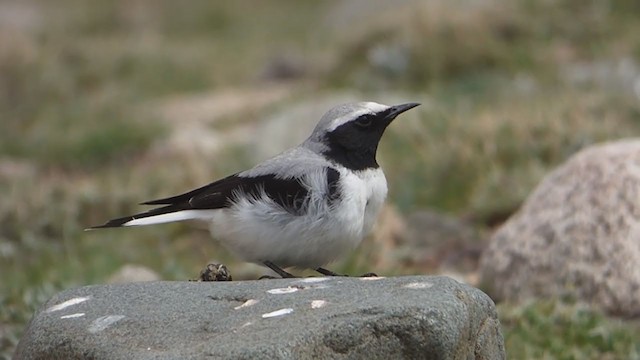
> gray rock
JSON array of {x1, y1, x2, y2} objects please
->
[
  {"x1": 16, "y1": 276, "x2": 504, "y2": 360},
  {"x1": 480, "y1": 140, "x2": 640, "y2": 317}
]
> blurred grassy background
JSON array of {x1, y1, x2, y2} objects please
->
[{"x1": 2, "y1": 0, "x2": 640, "y2": 358}]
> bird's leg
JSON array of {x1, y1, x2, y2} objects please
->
[
  {"x1": 263, "y1": 261, "x2": 297, "y2": 278},
  {"x1": 316, "y1": 267, "x2": 378, "y2": 277},
  {"x1": 315, "y1": 267, "x2": 347, "y2": 277}
]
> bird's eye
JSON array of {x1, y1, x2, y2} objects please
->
[{"x1": 354, "y1": 115, "x2": 373, "y2": 128}]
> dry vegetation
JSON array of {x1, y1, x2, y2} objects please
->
[{"x1": 2, "y1": 0, "x2": 640, "y2": 358}]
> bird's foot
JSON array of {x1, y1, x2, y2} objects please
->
[
  {"x1": 359, "y1": 272, "x2": 378, "y2": 277},
  {"x1": 315, "y1": 267, "x2": 347, "y2": 277}
]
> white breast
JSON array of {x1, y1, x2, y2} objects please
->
[{"x1": 355, "y1": 168, "x2": 388, "y2": 236}]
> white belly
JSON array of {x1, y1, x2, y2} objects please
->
[{"x1": 209, "y1": 168, "x2": 388, "y2": 269}]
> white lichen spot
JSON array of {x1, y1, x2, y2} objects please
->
[
  {"x1": 360, "y1": 276, "x2": 385, "y2": 281},
  {"x1": 46, "y1": 296, "x2": 91, "y2": 313},
  {"x1": 296, "y1": 277, "x2": 330, "y2": 283},
  {"x1": 404, "y1": 282, "x2": 434, "y2": 289},
  {"x1": 267, "y1": 286, "x2": 301, "y2": 294},
  {"x1": 88, "y1": 315, "x2": 125, "y2": 333},
  {"x1": 234, "y1": 299, "x2": 259, "y2": 310},
  {"x1": 60, "y1": 313, "x2": 85, "y2": 319},
  {"x1": 311, "y1": 300, "x2": 327, "y2": 309},
  {"x1": 261, "y1": 308, "x2": 294, "y2": 318}
]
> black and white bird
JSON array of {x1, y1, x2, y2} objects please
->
[{"x1": 91, "y1": 101, "x2": 420, "y2": 278}]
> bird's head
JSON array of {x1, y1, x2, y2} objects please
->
[{"x1": 305, "y1": 102, "x2": 420, "y2": 170}]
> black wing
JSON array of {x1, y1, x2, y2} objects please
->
[
  {"x1": 192, "y1": 173, "x2": 311, "y2": 212},
  {"x1": 90, "y1": 169, "x2": 340, "y2": 229}
]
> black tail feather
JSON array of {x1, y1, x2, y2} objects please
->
[{"x1": 87, "y1": 215, "x2": 138, "y2": 229}]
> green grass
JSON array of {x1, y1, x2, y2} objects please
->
[
  {"x1": 500, "y1": 300, "x2": 640, "y2": 359},
  {"x1": 2, "y1": 0, "x2": 640, "y2": 358}
]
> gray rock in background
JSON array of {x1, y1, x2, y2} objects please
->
[
  {"x1": 15, "y1": 276, "x2": 504, "y2": 360},
  {"x1": 480, "y1": 140, "x2": 640, "y2": 317}
]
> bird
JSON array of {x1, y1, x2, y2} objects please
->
[{"x1": 90, "y1": 101, "x2": 420, "y2": 278}]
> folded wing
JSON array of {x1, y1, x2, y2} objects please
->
[{"x1": 89, "y1": 173, "x2": 314, "y2": 229}]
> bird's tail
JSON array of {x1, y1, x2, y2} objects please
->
[{"x1": 86, "y1": 205, "x2": 215, "y2": 230}]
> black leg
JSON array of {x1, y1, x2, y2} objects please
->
[
  {"x1": 316, "y1": 267, "x2": 347, "y2": 277},
  {"x1": 263, "y1": 261, "x2": 296, "y2": 278}
]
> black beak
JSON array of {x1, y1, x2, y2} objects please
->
[{"x1": 386, "y1": 102, "x2": 420, "y2": 120}]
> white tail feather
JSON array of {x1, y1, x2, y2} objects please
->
[{"x1": 124, "y1": 210, "x2": 217, "y2": 226}]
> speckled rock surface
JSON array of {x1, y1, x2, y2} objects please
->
[
  {"x1": 480, "y1": 140, "x2": 640, "y2": 317},
  {"x1": 15, "y1": 276, "x2": 504, "y2": 360}
]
